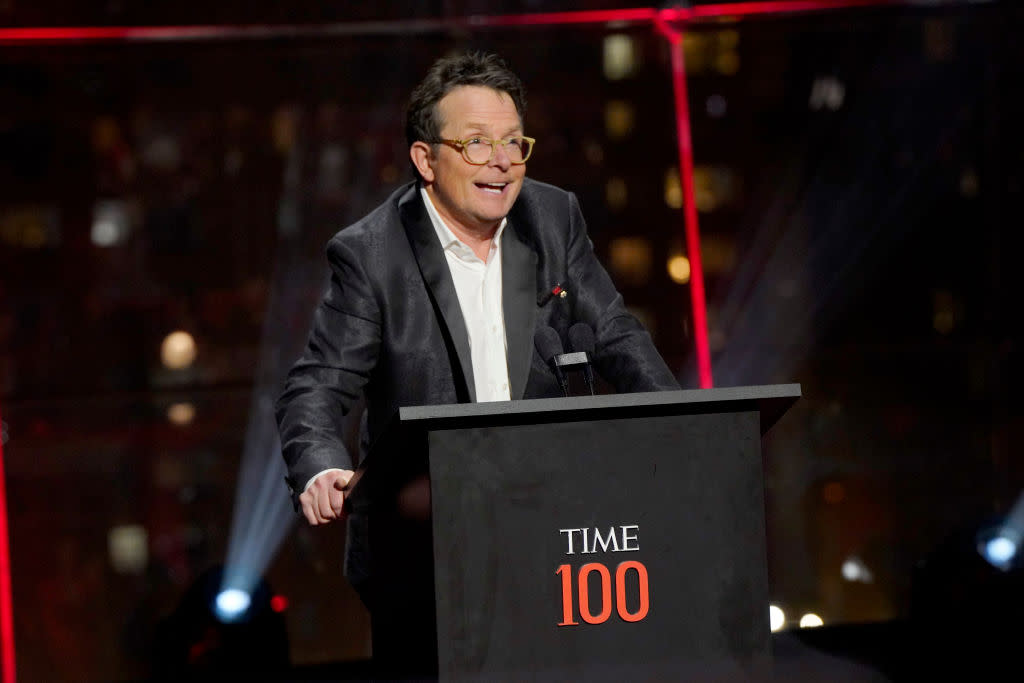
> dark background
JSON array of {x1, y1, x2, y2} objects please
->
[{"x1": 1, "y1": 0, "x2": 1022, "y2": 679}]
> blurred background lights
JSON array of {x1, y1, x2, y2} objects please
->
[
  {"x1": 608, "y1": 237, "x2": 652, "y2": 286},
  {"x1": 166, "y1": 402, "x2": 196, "y2": 426},
  {"x1": 214, "y1": 588, "x2": 251, "y2": 623},
  {"x1": 604, "y1": 100, "x2": 635, "y2": 139},
  {"x1": 269, "y1": 595, "x2": 289, "y2": 613},
  {"x1": 664, "y1": 168, "x2": 683, "y2": 209},
  {"x1": 841, "y1": 556, "x2": 874, "y2": 583},
  {"x1": 769, "y1": 604, "x2": 785, "y2": 632},
  {"x1": 108, "y1": 525, "x2": 148, "y2": 575},
  {"x1": 800, "y1": 613, "x2": 825, "y2": 628},
  {"x1": 605, "y1": 177, "x2": 629, "y2": 211},
  {"x1": 602, "y1": 34, "x2": 636, "y2": 80},
  {"x1": 161, "y1": 331, "x2": 197, "y2": 370},
  {"x1": 90, "y1": 200, "x2": 133, "y2": 247},
  {"x1": 668, "y1": 255, "x2": 692, "y2": 285},
  {"x1": 809, "y1": 75, "x2": 846, "y2": 111}
]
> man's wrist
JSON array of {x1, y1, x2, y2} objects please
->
[{"x1": 303, "y1": 468, "x2": 349, "y2": 493}]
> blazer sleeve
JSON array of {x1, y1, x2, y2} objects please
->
[
  {"x1": 564, "y1": 192, "x2": 681, "y2": 393},
  {"x1": 275, "y1": 233, "x2": 382, "y2": 505}
]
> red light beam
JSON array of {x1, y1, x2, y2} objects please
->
[{"x1": 0, "y1": 407, "x2": 15, "y2": 683}]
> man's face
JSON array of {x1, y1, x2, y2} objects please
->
[{"x1": 416, "y1": 85, "x2": 526, "y2": 237}]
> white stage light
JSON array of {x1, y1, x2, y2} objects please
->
[
  {"x1": 214, "y1": 588, "x2": 251, "y2": 622},
  {"x1": 769, "y1": 604, "x2": 785, "y2": 632},
  {"x1": 799, "y1": 613, "x2": 824, "y2": 628},
  {"x1": 977, "y1": 492, "x2": 1024, "y2": 571},
  {"x1": 980, "y1": 532, "x2": 1018, "y2": 570}
]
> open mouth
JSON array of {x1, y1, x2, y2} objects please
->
[{"x1": 475, "y1": 182, "x2": 509, "y2": 195}]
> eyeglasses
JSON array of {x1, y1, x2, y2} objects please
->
[{"x1": 436, "y1": 136, "x2": 536, "y2": 165}]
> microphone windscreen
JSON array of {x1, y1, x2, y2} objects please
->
[
  {"x1": 534, "y1": 326, "x2": 565, "y2": 361},
  {"x1": 568, "y1": 323, "x2": 596, "y2": 355}
]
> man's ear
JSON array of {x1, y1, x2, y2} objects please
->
[{"x1": 409, "y1": 142, "x2": 435, "y2": 183}]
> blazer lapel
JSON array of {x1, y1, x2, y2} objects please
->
[
  {"x1": 399, "y1": 188, "x2": 476, "y2": 402},
  {"x1": 502, "y1": 220, "x2": 538, "y2": 400}
]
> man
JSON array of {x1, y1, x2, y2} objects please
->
[{"x1": 276, "y1": 52, "x2": 679, "y2": 589}]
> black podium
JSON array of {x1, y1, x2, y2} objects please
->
[{"x1": 346, "y1": 384, "x2": 800, "y2": 681}]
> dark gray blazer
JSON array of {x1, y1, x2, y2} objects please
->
[{"x1": 276, "y1": 177, "x2": 679, "y2": 508}]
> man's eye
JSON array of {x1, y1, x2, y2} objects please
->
[
  {"x1": 466, "y1": 138, "x2": 485, "y2": 146},
  {"x1": 506, "y1": 138, "x2": 523, "y2": 148}
]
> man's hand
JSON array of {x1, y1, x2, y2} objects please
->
[{"x1": 299, "y1": 469, "x2": 355, "y2": 526}]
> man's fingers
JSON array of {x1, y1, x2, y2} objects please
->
[
  {"x1": 328, "y1": 486, "x2": 345, "y2": 516},
  {"x1": 316, "y1": 487, "x2": 335, "y2": 521},
  {"x1": 299, "y1": 491, "x2": 322, "y2": 525},
  {"x1": 301, "y1": 500, "x2": 320, "y2": 526}
]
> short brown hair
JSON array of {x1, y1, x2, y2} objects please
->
[{"x1": 405, "y1": 52, "x2": 528, "y2": 153}]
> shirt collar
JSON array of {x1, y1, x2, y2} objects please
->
[{"x1": 419, "y1": 185, "x2": 507, "y2": 257}]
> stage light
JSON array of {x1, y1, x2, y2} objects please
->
[
  {"x1": 769, "y1": 604, "x2": 785, "y2": 632},
  {"x1": 979, "y1": 529, "x2": 1019, "y2": 571},
  {"x1": 161, "y1": 331, "x2": 197, "y2": 370},
  {"x1": 799, "y1": 613, "x2": 824, "y2": 628},
  {"x1": 214, "y1": 588, "x2": 251, "y2": 623},
  {"x1": 977, "y1": 491, "x2": 1024, "y2": 571}
]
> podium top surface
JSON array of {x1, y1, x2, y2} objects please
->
[{"x1": 397, "y1": 383, "x2": 800, "y2": 436}]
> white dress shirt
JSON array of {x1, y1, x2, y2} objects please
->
[
  {"x1": 303, "y1": 188, "x2": 512, "y2": 493},
  {"x1": 419, "y1": 186, "x2": 511, "y2": 403}
]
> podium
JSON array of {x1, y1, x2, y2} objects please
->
[{"x1": 346, "y1": 384, "x2": 800, "y2": 681}]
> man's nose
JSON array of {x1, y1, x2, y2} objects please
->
[{"x1": 489, "y1": 141, "x2": 512, "y2": 170}]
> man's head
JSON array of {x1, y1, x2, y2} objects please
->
[{"x1": 407, "y1": 53, "x2": 530, "y2": 239}]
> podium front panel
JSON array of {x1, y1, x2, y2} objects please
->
[{"x1": 428, "y1": 409, "x2": 770, "y2": 681}]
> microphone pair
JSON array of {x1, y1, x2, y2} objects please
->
[{"x1": 535, "y1": 324, "x2": 596, "y2": 397}]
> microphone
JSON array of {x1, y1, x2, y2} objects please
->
[
  {"x1": 567, "y1": 323, "x2": 596, "y2": 395},
  {"x1": 534, "y1": 326, "x2": 569, "y2": 397}
]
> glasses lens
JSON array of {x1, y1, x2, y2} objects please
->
[
  {"x1": 506, "y1": 137, "x2": 531, "y2": 163},
  {"x1": 463, "y1": 139, "x2": 492, "y2": 164}
]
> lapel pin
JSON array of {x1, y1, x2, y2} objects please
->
[{"x1": 537, "y1": 283, "x2": 569, "y2": 306}]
